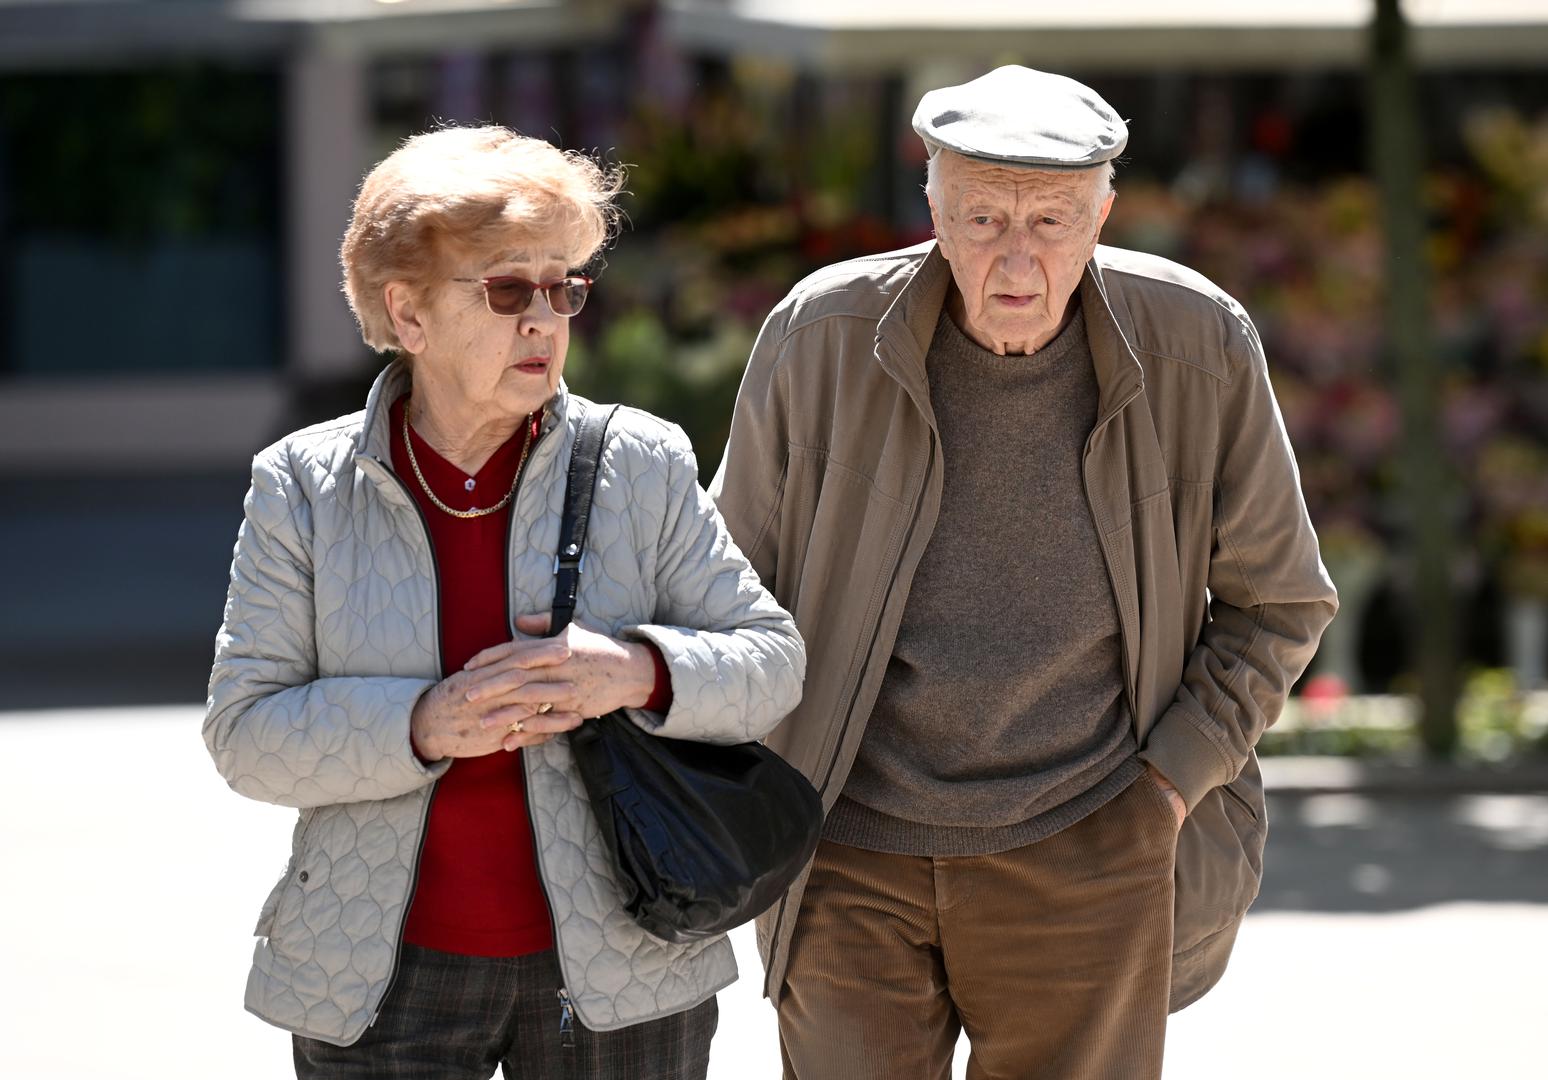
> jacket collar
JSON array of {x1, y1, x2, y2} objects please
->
[
  {"x1": 1080, "y1": 256, "x2": 1146, "y2": 425},
  {"x1": 354, "y1": 358, "x2": 575, "y2": 469},
  {"x1": 357, "y1": 360, "x2": 411, "y2": 464},
  {"x1": 874, "y1": 243, "x2": 952, "y2": 411},
  {"x1": 876, "y1": 243, "x2": 1145, "y2": 425}
]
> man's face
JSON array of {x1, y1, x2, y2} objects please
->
[{"x1": 928, "y1": 152, "x2": 1114, "y2": 355}]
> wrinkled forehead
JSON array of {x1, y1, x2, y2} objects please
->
[
  {"x1": 439, "y1": 226, "x2": 581, "y2": 277},
  {"x1": 940, "y1": 153, "x2": 1105, "y2": 206}
]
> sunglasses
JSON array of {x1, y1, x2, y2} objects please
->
[{"x1": 451, "y1": 274, "x2": 593, "y2": 318}]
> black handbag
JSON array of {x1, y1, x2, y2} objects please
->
[{"x1": 548, "y1": 401, "x2": 823, "y2": 944}]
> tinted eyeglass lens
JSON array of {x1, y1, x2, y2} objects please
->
[
  {"x1": 550, "y1": 277, "x2": 590, "y2": 316},
  {"x1": 484, "y1": 279, "x2": 537, "y2": 316}
]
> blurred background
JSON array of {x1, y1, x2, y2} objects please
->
[
  {"x1": 2, "y1": 0, "x2": 1547, "y2": 757},
  {"x1": 0, "y1": 0, "x2": 1545, "y2": 754},
  {"x1": 2, "y1": 2, "x2": 1547, "y2": 1078}
]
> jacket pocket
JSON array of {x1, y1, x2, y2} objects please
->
[
  {"x1": 253, "y1": 876, "x2": 284, "y2": 938},
  {"x1": 254, "y1": 808, "x2": 317, "y2": 938},
  {"x1": 1172, "y1": 756, "x2": 1267, "y2": 953},
  {"x1": 1220, "y1": 778, "x2": 1260, "y2": 822}
]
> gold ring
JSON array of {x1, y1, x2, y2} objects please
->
[
  {"x1": 509, "y1": 719, "x2": 524, "y2": 735},
  {"x1": 536, "y1": 702, "x2": 554, "y2": 715}
]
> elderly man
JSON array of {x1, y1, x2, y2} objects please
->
[{"x1": 711, "y1": 66, "x2": 1337, "y2": 1079}]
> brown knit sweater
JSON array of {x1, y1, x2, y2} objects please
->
[{"x1": 823, "y1": 305, "x2": 1141, "y2": 856}]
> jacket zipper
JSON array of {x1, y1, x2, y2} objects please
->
[
  {"x1": 502, "y1": 415, "x2": 579, "y2": 1040},
  {"x1": 764, "y1": 425, "x2": 938, "y2": 999},
  {"x1": 761, "y1": 325, "x2": 941, "y2": 1000},
  {"x1": 370, "y1": 409, "x2": 553, "y2": 1026},
  {"x1": 1081, "y1": 389, "x2": 1146, "y2": 735},
  {"x1": 812, "y1": 430, "x2": 936, "y2": 799},
  {"x1": 366, "y1": 461, "x2": 444, "y2": 1027},
  {"x1": 1080, "y1": 265, "x2": 1149, "y2": 731},
  {"x1": 557, "y1": 986, "x2": 576, "y2": 1049},
  {"x1": 523, "y1": 759, "x2": 576, "y2": 1043}
]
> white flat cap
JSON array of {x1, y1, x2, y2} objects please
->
[{"x1": 912, "y1": 65, "x2": 1128, "y2": 170}]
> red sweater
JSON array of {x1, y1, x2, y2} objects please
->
[{"x1": 390, "y1": 395, "x2": 669, "y2": 957}]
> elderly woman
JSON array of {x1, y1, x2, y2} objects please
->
[{"x1": 203, "y1": 126, "x2": 804, "y2": 1079}]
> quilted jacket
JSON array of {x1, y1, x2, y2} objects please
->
[{"x1": 204, "y1": 361, "x2": 805, "y2": 1046}]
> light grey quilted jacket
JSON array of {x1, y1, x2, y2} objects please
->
[{"x1": 204, "y1": 361, "x2": 805, "y2": 1046}]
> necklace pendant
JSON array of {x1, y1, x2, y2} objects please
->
[{"x1": 403, "y1": 404, "x2": 537, "y2": 520}]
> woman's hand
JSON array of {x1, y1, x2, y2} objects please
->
[
  {"x1": 464, "y1": 613, "x2": 657, "y2": 722},
  {"x1": 410, "y1": 637, "x2": 582, "y2": 761}
]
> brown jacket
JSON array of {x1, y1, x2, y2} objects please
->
[{"x1": 710, "y1": 242, "x2": 1337, "y2": 1012}]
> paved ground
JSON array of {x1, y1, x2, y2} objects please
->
[{"x1": 2, "y1": 706, "x2": 1545, "y2": 1079}]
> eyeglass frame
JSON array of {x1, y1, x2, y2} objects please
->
[{"x1": 449, "y1": 273, "x2": 594, "y2": 318}]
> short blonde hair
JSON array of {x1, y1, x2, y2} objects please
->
[{"x1": 341, "y1": 126, "x2": 625, "y2": 352}]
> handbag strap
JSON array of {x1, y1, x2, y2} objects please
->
[{"x1": 550, "y1": 400, "x2": 619, "y2": 637}]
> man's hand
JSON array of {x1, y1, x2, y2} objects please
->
[
  {"x1": 464, "y1": 613, "x2": 657, "y2": 722},
  {"x1": 1147, "y1": 764, "x2": 1187, "y2": 830}
]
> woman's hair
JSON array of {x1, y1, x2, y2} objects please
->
[{"x1": 341, "y1": 125, "x2": 626, "y2": 352}]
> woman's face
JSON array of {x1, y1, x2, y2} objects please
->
[{"x1": 402, "y1": 234, "x2": 575, "y2": 423}]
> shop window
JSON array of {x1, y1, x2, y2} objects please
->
[{"x1": 0, "y1": 65, "x2": 282, "y2": 375}]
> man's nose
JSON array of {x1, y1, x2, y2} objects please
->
[{"x1": 996, "y1": 230, "x2": 1042, "y2": 278}]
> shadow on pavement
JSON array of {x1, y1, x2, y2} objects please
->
[{"x1": 1257, "y1": 791, "x2": 1548, "y2": 912}]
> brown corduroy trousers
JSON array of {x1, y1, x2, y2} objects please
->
[{"x1": 777, "y1": 773, "x2": 1178, "y2": 1080}]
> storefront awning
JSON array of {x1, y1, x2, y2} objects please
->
[
  {"x1": 662, "y1": 0, "x2": 1548, "y2": 69},
  {"x1": 0, "y1": 0, "x2": 622, "y2": 69}
]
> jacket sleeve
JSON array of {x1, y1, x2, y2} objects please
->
[
  {"x1": 707, "y1": 303, "x2": 794, "y2": 590},
  {"x1": 1138, "y1": 312, "x2": 1339, "y2": 811},
  {"x1": 624, "y1": 425, "x2": 805, "y2": 746},
  {"x1": 203, "y1": 449, "x2": 448, "y2": 809}
]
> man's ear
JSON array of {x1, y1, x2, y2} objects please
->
[
  {"x1": 384, "y1": 281, "x2": 428, "y2": 355},
  {"x1": 927, "y1": 192, "x2": 952, "y2": 263},
  {"x1": 1086, "y1": 190, "x2": 1117, "y2": 261}
]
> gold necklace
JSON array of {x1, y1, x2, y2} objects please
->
[{"x1": 402, "y1": 407, "x2": 539, "y2": 519}]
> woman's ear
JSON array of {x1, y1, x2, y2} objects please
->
[{"x1": 384, "y1": 281, "x2": 428, "y2": 355}]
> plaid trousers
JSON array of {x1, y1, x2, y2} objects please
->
[{"x1": 294, "y1": 944, "x2": 718, "y2": 1080}]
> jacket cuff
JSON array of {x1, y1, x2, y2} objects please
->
[
  {"x1": 641, "y1": 641, "x2": 674, "y2": 714},
  {"x1": 405, "y1": 683, "x2": 455, "y2": 776},
  {"x1": 620, "y1": 624, "x2": 684, "y2": 732},
  {"x1": 1138, "y1": 704, "x2": 1237, "y2": 812}
]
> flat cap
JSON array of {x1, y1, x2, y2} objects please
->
[{"x1": 912, "y1": 65, "x2": 1127, "y2": 170}]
